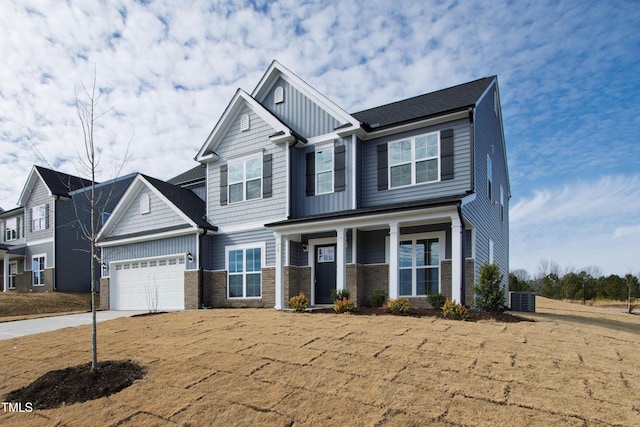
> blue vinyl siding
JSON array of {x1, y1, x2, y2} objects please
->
[
  {"x1": 260, "y1": 77, "x2": 341, "y2": 139},
  {"x1": 361, "y1": 119, "x2": 472, "y2": 207},
  {"x1": 206, "y1": 228, "x2": 275, "y2": 271},
  {"x1": 462, "y1": 81, "x2": 509, "y2": 288}
]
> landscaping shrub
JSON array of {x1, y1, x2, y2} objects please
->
[
  {"x1": 442, "y1": 298, "x2": 468, "y2": 320},
  {"x1": 333, "y1": 298, "x2": 355, "y2": 313},
  {"x1": 288, "y1": 293, "x2": 310, "y2": 312},
  {"x1": 331, "y1": 288, "x2": 351, "y2": 302},
  {"x1": 473, "y1": 261, "x2": 505, "y2": 312},
  {"x1": 382, "y1": 297, "x2": 411, "y2": 314},
  {"x1": 370, "y1": 289, "x2": 388, "y2": 307},
  {"x1": 427, "y1": 293, "x2": 447, "y2": 309}
]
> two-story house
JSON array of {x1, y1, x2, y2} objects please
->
[
  {"x1": 1, "y1": 166, "x2": 133, "y2": 293},
  {"x1": 96, "y1": 61, "x2": 509, "y2": 311}
]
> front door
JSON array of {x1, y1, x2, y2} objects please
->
[{"x1": 315, "y1": 244, "x2": 336, "y2": 304}]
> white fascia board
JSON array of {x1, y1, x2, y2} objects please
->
[
  {"x1": 196, "y1": 89, "x2": 291, "y2": 162},
  {"x1": 251, "y1": 60, "x2": 361, "y2": 130},
  {"x1": 17, "y1": 167, "x2": 42, "y2": 207},
  {"x1": 268, "y1": 206, "x2": 458, "y2": 235},
  {"x1": 97, "y1": 227, "x2": 198, "y2": 248},
  {"x1": 359, "y1": 110, "x2": 469, "y2": 141}
]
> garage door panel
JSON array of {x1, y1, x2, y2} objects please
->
[{"x1": 111, "y1": 256, "x2": 185, "y2": 310}]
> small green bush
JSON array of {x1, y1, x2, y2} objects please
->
[
  {"x1": 427, "y1": 293, "x2": 447, "y2": 309},
  {"x1": 288, "y1": 293, "x2": 310, "y2": 312},
  {"x1": 442, "y1": 298, "x2": 468, "y2": 320},
  {"x1": 473, "y1": 261, "x2": 505, "y2": 312},
  {"x1": 382, "y1": 297, "x2": 411, "y2": 314},
  {"x1": 333, "y1": 298, "x2": 356, "y2": 313},
  {"x1": 331, "y1": 288, "x2": 351, "y2": 302},
  {"x1": 370, "y1": 289, "x2": 388, "y2": 307}
]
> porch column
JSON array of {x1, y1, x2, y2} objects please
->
[
  {"x1": 274, "y1": 232, "x2": 285, "y2": 310},
  {"x1": 3, "y1": 253, "x2": 9, "y2": 292},
  {"x1": 351, "y1": 228, "x2": 358, "y2": 264},
  {"x1": 336, "y1": 227, "x2": 345, "y2": 291},
  {"x1": 389, "y1": 222, "x2": 399, "y2": 299},
  {"x1": 451, "y1": 215, "x2": 463, "y2": 304}
]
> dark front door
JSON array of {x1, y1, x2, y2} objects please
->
[{"x1": 315, "y1": 244, "x2": 336, "y2": 304}]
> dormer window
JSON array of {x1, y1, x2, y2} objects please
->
[
  {"x1": 274, "y1": 86, "x2": 284, "y2": 104},
  {"x1": 140, "y1": 193, "x2": 150, "y2": 215},
  {"x1": 240, "y1": 114, "x2": 250, "y2": 132}
]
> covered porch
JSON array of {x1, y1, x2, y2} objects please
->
[
  {"x1": 2, "y1": 245, "x2": 26, "y2": 292},
  {"x1": 267, "y1": 202, "x2": 471, "y2": 310}
]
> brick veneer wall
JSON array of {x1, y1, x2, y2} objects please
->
[
  {"x1": 184, "y1": 270, "x2": 200, "y2": 310},
  {"x1": 361, "y1": 264, "x2": 389, "y2": 306},
  {"x1": 203, "y1": 267, "x2": 275, "y2": 308},
  {"x1": 99, "y1": 278, "x2": 110, "y2": 310},
  {"x1": 440, "y1": 259, "x2": 476, "y2": 305},
  {"x1": 12, "y1": 269, "x2": 55, "y2": 292}
]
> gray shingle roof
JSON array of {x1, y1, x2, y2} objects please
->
[
  {"x1": 351, "y1": 76, "x2": 495, "y2": 130},
  {"x1": 167, "y1": 165, "x2": 206, "y2": 186},
  {"x1": 35, "y1": 166, "x2": 94, "y2": 197}
]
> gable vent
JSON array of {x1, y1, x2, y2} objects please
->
[
  {"x1": 274, "y1": 86, "x2": 284, "y2": 104},
  {"x1": 240, "y1": 114, "x2": 250, "y2": 132}
]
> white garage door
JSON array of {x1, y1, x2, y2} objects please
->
[{"x1": 111, "y1": 256, "x2": 185, "y2": 310}]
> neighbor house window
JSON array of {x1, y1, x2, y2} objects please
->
[
  {"x1": 389, "y1": 132, "x2": 439, "y2": 188},
  {"x1": 9, "y1": 262, "x2": 17, "y2": 289},
  {"x1": 500, "y1": 185, "x2": 504, "y2": 222},
  {"x1": 226, "y1": 244, "x2": 263, "y2": 298},
  {"x1": 32, "y1": 205, "x2": 47, "y2": 231},
  {"x1": 487, "y1": 155, "x2": 493, "y2": 201},
  {"x1": 5, "y1": 217, "x2": 18, "y2": 241},
  {"x1": 398, "y1": 235, "x2": 441, "y2": 296},
  {"x1": 228, "y1": 157, "x2": 262, "y2": 203},
  {"x1": 32, "y1": 255, "x2": 45, "y2": 286},
  {"x1": 316, "y1": 147, "x2": 334, "y2": 194}
]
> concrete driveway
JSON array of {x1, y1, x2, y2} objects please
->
[{"x1": 0, "y1": 311, "x2": 146, "y2": 340}]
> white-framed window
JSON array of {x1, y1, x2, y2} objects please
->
[
  {"x1": 5, "y1": 217, "x2": 18, "y2": 241},
  {"x1": 32, "y1": 205, "x2": 47, "y2": 231},
  {"x1": 389, "y1": 132, "x2": 440, "y2": 188},
  {"x1": 140, "y1": 194, "x2": 150, "y2": 215},
  {"x1": 487, "y1": 154, "x2": 493, "y2": 201},
  {"x1": 316, "y1": 147, "x2": 334, "y2": 194},
  {"x1": 9, "y1": 262, "x2": 17, "y2": 289},
  {"x1": 32, "y1": 254, "x2": 46, "y2": 286},
  {"x1": 228, "y1": 156, "x2": 262, "y2": 203},
  {"x1": 226, "y1": 243, "x2": 264, "y2": 298},
  {"x1": 500, "y1": 185, "x2": 504, "y2": 222},
  {"x1": 489, "y1": 239, "x2": 494, "y2": 264},
  {"x1": 398, "y1": 233, "x2": 443, "y2": 297}
]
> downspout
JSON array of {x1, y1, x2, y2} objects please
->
[
  {"x1": 457, "y1": 204, "x2": 466, "y2": 307},
  {"x1": 198, "y1": 231, "x2": 204, "y2": 309}
]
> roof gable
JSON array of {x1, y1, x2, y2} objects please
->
[
  {"x1": 195, "y1": 89, "x2": 294, "y2": 162},
  {"x1": 352, "y1": 77, "x2": 495, "y2": 130},
  {"x1": 18, "y1": 166, "x2": 94, "y2": 206}
]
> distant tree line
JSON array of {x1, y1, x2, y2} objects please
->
[{"x1": 510, "y1": 260, "x2": 640, "y2": 303}]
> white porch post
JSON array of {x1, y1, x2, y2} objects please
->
[
  {"x1": 3, "y1": 253, "x2": 9, "y2": 292},
  {"x1": 451, "y1": 215, "x2": 463, "y2": 304},
  {"x1": 336, "y1": 227, "x2": 345, "y2": 291},
  {"x1": 388, "y1": 222, "x2": 399, "y2": 299},
  {"x1": 274, "y1": 232, "x2": 285, "y2": 310}
]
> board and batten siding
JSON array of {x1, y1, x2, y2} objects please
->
[
  {"x1": 110, "y1": 187, "x2": 187, "y2": 237},
  {"x1": 260, "y1": 77, "x2": 341, "y2": 139},
  {"x1": 205, "y1": 227, "x2": 276, "y2": 271},
  {"x1": 361, "y1": 119, "x2": 472, "y2": 208},
  {"x1": 101, "y1": 234, "x2": 197, "y2": 277},
  {"x1": 207, "y1": 105, "x2": 288, "y2": 228},
  {"x1": 25, "y1": 179, "x2": 54, "y2": 241},
  {"x1": 462, "y1": 81, "x2": 509, "y2": 288},
  {"x1": 290, "y1": 137, "x2": 353, "y2": 217}
]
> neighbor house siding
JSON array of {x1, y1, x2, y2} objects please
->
[
  {"x1": 206, "y1": 105, "x2": 288, "y2": 228},
  {"x1": 260, "y1": 77, "x2": 341, "y2": 139},
  {"x1": 25, "y1": 179, "x2": 54, "y2": 241},
  {"x1": 462, "y1": 81, "x2": 509, "y2": 288},
  {"x1": 111, "y1": 187, "x2": 186, "y2": 237},
  {"x1": 361, "y1": 119, "x2": 472, "y2": 207}
]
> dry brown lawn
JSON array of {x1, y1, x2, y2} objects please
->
[
  {"x1": 1, "y1": 297, "x2": 639, "y2": 426},
  {"x1": 0, "y1": 292, "x2": 91, "y2": 321}
]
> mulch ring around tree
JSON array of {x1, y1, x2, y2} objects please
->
[
  {"x1": 4, "y1": 360, "x2": 145, "y2": 410},
  {"x1": 308, "y1": 306, "x2": 533, "y2": 323}
]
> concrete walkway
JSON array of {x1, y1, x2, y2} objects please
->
[{"x1": 0, "y1": 311, "x2": 145, "y2": 340}]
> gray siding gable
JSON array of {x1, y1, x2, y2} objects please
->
[{"x1": 25, "y1": 179, "x2": 54, "y2": 241}]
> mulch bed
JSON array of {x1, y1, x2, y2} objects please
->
[
  {"x1": 308, "y1": 306, "x2": 532, "y2": 323},
  {"x1": 4, "y1": 360, "x2": 145, "y2": 410}
]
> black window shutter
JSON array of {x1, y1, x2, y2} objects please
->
[
  {"x1": 44, "y1": 204, "x2": 50, "y2": 229},
  {"x1": 28, "y1": 209, "x2": 32, "y2": 232},
  {"x1": 16, "y1": 216, "x2": 21, "y2": 239},
  {"x1": 440, "y1": 129, "x2": 454, "y2": 181},
  {"x1": 306, "y1": 152, "x2": 315, "y2": 196},
  {"x1": 334, "y1": 145, "x2": 346, "y2": 192},
  {"x1": 377, "y1": 144, "x2": 388, "y2": 191},
  {"x1": 219, "y1": 165, "x2": 228, "y2": 206},
  {"x1": 263, "y1": 154, "x2": 273, "y2": 198}
]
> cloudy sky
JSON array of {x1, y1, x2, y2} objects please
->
[{"x1": 1, "y1": 0, "x2": 638, "y2": 277}]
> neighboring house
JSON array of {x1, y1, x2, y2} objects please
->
[
  {"x1": 0, "y1": 166, "x2": 133, "y2": 293},
  {"x1": 97, "y1": 61, "x2": 509, "y2": 311}
]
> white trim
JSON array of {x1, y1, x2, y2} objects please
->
[
  {"x1": 315, "y1": 146, "x2": 334, "y2": 195},
  {"x1": 97, "y1": 228, "x2": 198, "y2": 247},
  {"x1": 308, "y1": 237, "x2": 337, "y2": 305},
  {"x1": 397, "y1": 231, "x2": 445, "y2": 297},
  {"x1": 31, "y1": 253, "x2": 46, "y2": 286},
  {"x1": 224, "y1": 148, "x2": 264, "y2": 163},
  {"x1": 306, "y1": 133, "x2": 341, "y2": 146},
  {"x1": 388, "y1": 131, "x2": 441, "y2": 189},
  {"x1": 359, "y1": 110, "x2": 468, "y2": 141},
  {"x1": 24, "y1": 237, "x2": 53, "y2": 246},
  {"x1": 489, "y1": 238, "x2": 494, "y2": 264},
  {"x1": 218, "y1": 218, "x2": 287, "y2": 234},
  {"x1": 351, "y1": 135, "x2": 357, "y2": 209},
  {"x1": 227, "y1": 154, "x2": 263, "y2": 204},
  {"x1": 225, "y1": 242, "x2": 266, "y2": 300}
]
